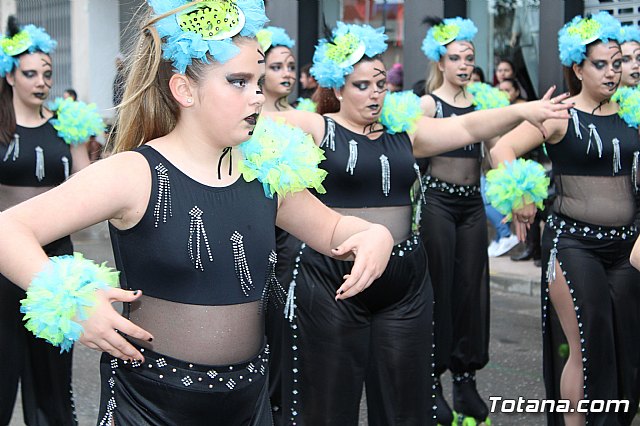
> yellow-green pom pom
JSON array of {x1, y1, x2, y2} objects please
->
[
  {"x1": 379, "y1": 91, "x2": 422, "y2": 134},
  {"x1": 238, "y1": 117, "x2": 327, "y2": 198},
  {"x1": 49, "y1": 97, "x2": 105, "y2": 146},
  {"x1": 467, "y1": 82, "x2": 510, "y2": 110}
]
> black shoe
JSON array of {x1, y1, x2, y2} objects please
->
[
  {"x1": 511, "y1": 247, "x2": 538, "y2": 261},
  {"x1": 434, "y1": 376, "x2": 454, "y2": 425},
  {"x1": 453, "y1": 372, "x2": 490, "y2": 423}
]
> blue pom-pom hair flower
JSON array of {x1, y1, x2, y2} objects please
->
[
  {"x1": 421, "y1": 17, "x2": 477, "y2": 62},
  {"x1": 147, "y1": 0, "x2": 269, "y2": 74},
  {"x1": 310, "y1": 22, "x2": 388, "y2": 89},
  {"x1": 619, "y1": 25, "x2": 640, "y2": 44},
  {"x1": 256, "y1": 26, "x2": 295, "y2": 53},
  {"x1": 557, "y1": 11, "x2": 622, "y2": 67},
  {"x1": 0, "y1": 24, "x2": 57, "y2": 77}
]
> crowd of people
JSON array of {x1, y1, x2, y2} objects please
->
[{"x1": 0, "y1": 2, "x2": 639, "y2": 426}]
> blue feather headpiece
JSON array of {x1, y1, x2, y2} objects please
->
[
  {"x1": 310, "y1": 22, "x2": 388, "y2": 89},
  {"x1": 421, "y1": 17, "x2": 477, "y2": 62},
  {"x1": 0, "y1": 24, "x2": 57, "y2": 77},
  {"x1": 619, "y1": 25, "x2": 640, "y2": 44},
  {"x1": 148, "y1": 0, "x2": 269, "y2": 74},
  {"x1": 558, "y1": 12, "x2": 622, "y2": 67},
  {"x1": 256, "y1": 26, "x2": 295, "y2": 52}
]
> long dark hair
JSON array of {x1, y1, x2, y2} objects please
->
[{"x1": 0, "y1": 16, "x2": 21, "y2": 144}]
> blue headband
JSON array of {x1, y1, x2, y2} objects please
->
[
  {"x1": 148, "y1": 0, "x2": 269, "y2": 74},
  {"x1": 421, "y1": 17, "x2": 477, "y2": 62},
  {"x1": 0, "y1": 24, "x2": 57, "y2": 77},
  {"x1": 256, "y1": 26, "x2": 295, "y2": 52},
  {"x1": 619, "y1": 25, "x2": 640, "y2": 44}
]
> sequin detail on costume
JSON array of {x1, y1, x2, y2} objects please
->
[
  {"x1": 230, "y1": 231, "x2": 254, "y2": 296},
  {"x1": 346, "y1": 140, "x2": 358, "y2": 175},
  {"x1": 380, "y1": 154, "x2": 390, "y2": 196},
  {"x1": 61, "y1": 156, "x2": 69, "y2": 180},
  {"x1": 414, "y1": 163, "x2": 427, "y2": 203},
  {"x1": 321, "y1": 118, "x2": 336, "y2": 151},
  {"x1": 570, "y1": 108, "x2": 582, "y2": 139},
  {"x1": 154, "y1": 163, "x2": 173, "y2": 227},
  {"x1": 35, "y1": 146, "x2": 44, "y2": 181},
  {"x1": 612, "y1": 138, "x2": 621, "y2": 174},
  {"x1": 188, "y1": 206, "x2": 213, "y2": 271},
  {"x1": 260, "y1": 250, "x2": 285, "y2": 314},
  {"x1": 422, "y1": 175, "x2": 480, "y2": 197},
  {"x1": 587, "y1": 123, "x2": 603, "y2": 158},
  {"x1": 3, "y1": 134, "x2": 19, "y2": 162},
  {"x1": 633, "y1": 151, "x2": 639, "y2": 193},
  {"x1": 435, "y1": 100, "x2": 443, "y2": 118}
]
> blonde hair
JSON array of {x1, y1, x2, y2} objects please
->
[
  {"x1": 426, "y1": 61, "x2": 443, "y2": 94},
  {"x1": 108, "y1": 3, "x2": 250, "y2": 154}
]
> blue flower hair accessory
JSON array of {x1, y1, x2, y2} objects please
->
[
  {"x1": 611, "y1": 86, "x2": 640, "y2": 128},
  {"x1": 148, "y1": 0, "x2": 269, "y2": 74},
  {"x1": 467, "y1": 82, "x2": 510, "y2": 110},
  {"x1": 48, "y1": 97, "x2": 106, "y2": 146},
  {"x1": 421, "y1": 17, "x2": 477, "y2": 61},
  {"x1": 558, "y1": 12, "x2": 622, "y2": 67},
  {"x1": 620, "y1": 25, "x2": 640, "y2": 44},
  {"x1": 311, "y1": 22, "x2": 388, "y2": 89},
  {"x1": 0, "y1": 24, "x2": 57, "y2": 77},
  {"x1": 256, "y1": 26, "x2": 294, "y2": 52}
]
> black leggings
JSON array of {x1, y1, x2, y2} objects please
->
[
  {"x1": 420, "y1": 188, "x2": 490, "y2": 376},
  {"x1": 281, "y1": 237, "x2": 435, "y2": 426},
  {"x1": 542, "y1": 214, "x2": 640, "y2": 425},
  {"x1": 0, "y1": 236, "x2": 76, "y2": 426}
]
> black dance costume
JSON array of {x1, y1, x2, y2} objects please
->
[
  {"x1": 0, "y1": 122, "x2": 77, "y2": 425},
  {"x1": 280, "y1": 117, "x2": 435, "y2": 426},
  {"x1": 101, "y1": 145, "x2": 280, "y2": 425},
  {"x1": 542, "y1": 109, "x2": 640, "y2": 425},
  {"x1": 419, "y1": 95, "x2": 490, "y2": 422}
]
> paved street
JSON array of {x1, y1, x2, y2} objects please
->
[{"x1": 8, "y1": 223, "x2": 640, "y2": 425}]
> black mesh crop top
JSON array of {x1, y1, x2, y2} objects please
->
[
  {"x1": 312, "y1": 116, "x2": 419, "y2": 208},
  {"x1": 109, "y1": 145, "x2": 278, "y2": 306},
  {"x1": 0, "y1": 121, "x2": 72, "y2": 186},
  {"x1": 546, "y1": 108, "x2": 640, "y2": 176},
  {"x1": 430, "y1": 94, "x2": 482, "y2": 159}
]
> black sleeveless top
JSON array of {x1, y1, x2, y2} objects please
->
[
  {"x1": 109, "y1": 145, "x2": 278, "y2": 306},
  {"x1": 312, "y1": 117, "x2": 418, "y2": 208},
  {"x1": 0, "y1": 121, "x2": 72, "y2": 186},
  {"x1": 430, "y1": 94, "x2": 482, "y2": 159},
  {"x1": 547, "y1": 109, "x2": 640, "y2": 176}
]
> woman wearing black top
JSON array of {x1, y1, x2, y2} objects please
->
[{"x1": 0, "y1": 17, "x2": 90, "y2": 425}]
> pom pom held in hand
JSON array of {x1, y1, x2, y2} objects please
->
[
  {"x1": 378, "y1": 90, "x2": 422, "y2": 134},
  {"x1": 238, "y1": 117, "x2": 327, "y2": 198},
  {"x1": 20, "y1": 253, "x2": 120, "y2": 352},
  {"x1": 612, "y1": 86, "x2": 640, "y2": 128},
  {"x1": 485, "y1": 159, "x2": 549, "y2": 221},
  {"x1": 49, "y1": 97, "x2": 106, "y2": 145},
  {"x1": 467, "y1": 82, "x2": 510, "y2": 110}
]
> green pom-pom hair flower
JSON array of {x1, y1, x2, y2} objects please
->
[
  {"x1": 256, "y1": 26, "x2": 295, "y2": 52},
  {"x1": 0, "y1": 23, "x2": 57, "y2": 77},
  {"x1": 558, "y1": 12, "x2": 622, "y2": 66},
  {"x1": 467, "y1": 82, "x2": 510, "y2": 110},
  {"x1": 421, "y1": 17, "x2": 477, "y2": 61},
  {"x1": 485, "y1": 159, "x2": 550, "y2": 221},
  {"x1": 20, "y1": 253, "x2": 120, "y2": 352},
  {"x1": 48, "y1": 97, "x2": 106, "y2": 145},
  {"x1": 295, "y1": 97, "x2": 317, "y2": 112},
  {"x1": 612, "y1": 86, "x2": 640, "y2": 128},
  {"x1": 238, "y1": 117, "x2": 327, "y2": 198},
  {"x1": 378, "y1": 91, "x2": 422, "y2": 134}
]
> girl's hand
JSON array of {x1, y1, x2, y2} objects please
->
[
  {"x1": 78, "y1": 288, "x2": 154, "y2": 362},
  {"x1": 332, "y1": 224, "x2": 394, "y2": 300},
  {"x1": 521, "y1": 87, "x2": 572, "y2": 139},
  {"x1": 510, "y1": 201, "x2": 538, "y2": 242}
]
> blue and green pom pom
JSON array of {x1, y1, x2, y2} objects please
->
[
  {"x1": 379, "y1": 90, "x2": 422, "y2": 134},
  {"x1": 48, "y1": 97, "x2": 105, "y2": 145},
  {"x1": 20, "y1": 253, "x2": 120, "y2": 353},
  {"x1": 467, "y1": 82, "x2": 510, "y2": 110},
  {"x1": 238, "y1": 117, "x2": 327, "y2": 198},
  {"x1": 485, "y1": 159, "x2": 549, "y2": 221},
  {"x1": 295, "y1": 97, "x2": 317, "y2": 112},
  {"x1": 612, "y1": 86, "x2": 640, "y2": 128},
  {"x1": 421, "y1": 17, "x2": 477, "y2": 61}
]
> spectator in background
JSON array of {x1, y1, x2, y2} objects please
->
[
  {"x1": 471, "y1": 66, "x2": 485, "y2": 83},
  {"x1": 387, "y1": 62, "x2": 403, "y2": 92},
  {"x1": 63, "y1": 88, "x2": 77, "y2": 101},
  {"x1": 298, "y1": 63, "x2": 317, "y2": 99},
  {"x1": 494, "y1": 58, "x2": 529, "y2": 100},
  {"x1": 498, "y1": 78, "x2": 526, "y2": 104}
]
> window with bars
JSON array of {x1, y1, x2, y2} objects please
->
[
  {"x1": 16, "y1": 0, "x2": 71, "y2": 99},
  {"x1": 585, "y1": 0, "x2": 640, "y2": 25}
]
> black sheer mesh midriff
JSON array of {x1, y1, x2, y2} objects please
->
[
  {"x1": 553, "y1": 175, "x2": 637, "y2": 226},
  {"x1": 428, "y1": 156, "x2": 481, "y2": 186},
  {"x1": 0, "y1": 184, "x2": 54, "y2": 211},
  {"x1": 127, "y1": 296, "x2": 264, "y2": 365},
  {"x1": 332, "y1": 205, "x2": 412, "y2": 244}
]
